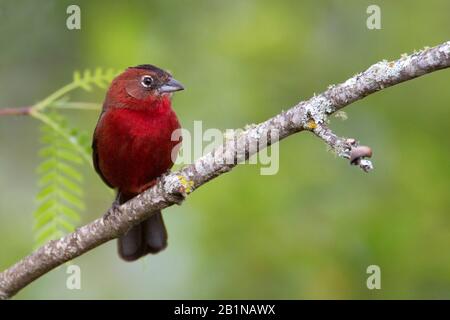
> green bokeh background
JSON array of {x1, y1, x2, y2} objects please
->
[{"x1": 0, "y1": 0, "x2": 449, "y2": 299}]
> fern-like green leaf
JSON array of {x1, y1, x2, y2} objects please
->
[
  {"x1": 73, "y1": 67, "x2": 119, "y2": 92},
  {"x1": 33, "y1": 111, "x2": 87, "y2": 246}
]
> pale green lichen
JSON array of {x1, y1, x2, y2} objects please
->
[
  {"x1": 334, "y1": 110, "x2": 348, "y2": 121},
  {"x1": 304, "y1": 95, "x2": 335, "y2": 124},
  {"x1": 224, "y1": 129, "x2": 244, "y2": 141},
  {"x1": 244, "y1": 123, "x2": 257, "y2": 131}
]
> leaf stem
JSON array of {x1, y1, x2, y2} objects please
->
[
  {"x1": 33, "y1": 82, "x2": 79, "y2": 112},
  {"x1": 29, "y1": 110, "x2": 92, "y2": 165},
  {"x1": 50, "y1": 101, "x2": 101, "y2": 111}
]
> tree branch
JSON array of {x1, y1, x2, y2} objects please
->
[{"x1": 1, "y1": 41, "x2": 449, "y2": 299}]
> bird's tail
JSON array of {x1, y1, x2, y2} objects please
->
[{"x1": 116, "y1": 193, "x2": 168, "y2": 262}]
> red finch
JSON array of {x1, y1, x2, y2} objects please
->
[{"x1": 92, "y1": 64, "x2": 184, "y2": 261}]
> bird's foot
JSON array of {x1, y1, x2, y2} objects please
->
[
  {"x1": 103, "y1": 199, "x2": 121, "y2": 221},
  {"x1": 159, "y1": 173, "x2": 190, "y2": 205},
  {"x1": 171, "y1": 188, "x2": 187, "y2": 205}
]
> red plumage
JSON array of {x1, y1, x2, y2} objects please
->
[{"x1": 92, "y1": 65, "x2": 184, "y2": 261}]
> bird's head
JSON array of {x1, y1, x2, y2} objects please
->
[{"x1": 104, "y1": 64, "x2": 184, "y2": 110}]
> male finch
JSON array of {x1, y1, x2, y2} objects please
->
[{"x1": 92, "y1": 64, "x2": 184, "y2": 261}]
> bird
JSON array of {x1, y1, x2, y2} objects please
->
[{"x1": 92, "y1": 64, "x2": 184, "y2": 261}]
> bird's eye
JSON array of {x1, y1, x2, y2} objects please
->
[{"x1": 140, "y1": 75, "x2": 154, "y2": 88}]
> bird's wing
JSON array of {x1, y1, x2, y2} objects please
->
[{"x1": 92, "y1": 112, "x2": 114, "y2": 189}]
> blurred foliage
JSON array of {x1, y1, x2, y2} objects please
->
[{"x1": 0, "y1": 0, "x2": 449, "y2": 299}]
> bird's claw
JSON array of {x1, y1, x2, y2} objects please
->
[
  {"x1": 159, "y1": 173, "x2": 191, "y2": 205},
  {"x1": 172, "y1": 188, "x2": 187, "y2": 205},
  {"x1": 103, "y1": 199, "x2": 121, "y2": 220}
]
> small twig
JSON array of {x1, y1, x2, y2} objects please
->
[
  {"x1": 309, "y1": 122, "x2": 374, "y2": 172},
  {"x1": 0, "y1": 107, "x2": 32, "y2": 116}
]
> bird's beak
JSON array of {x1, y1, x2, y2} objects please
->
[{"x1": 159, "y1": 78, "x2": 184, "y2": 93}]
